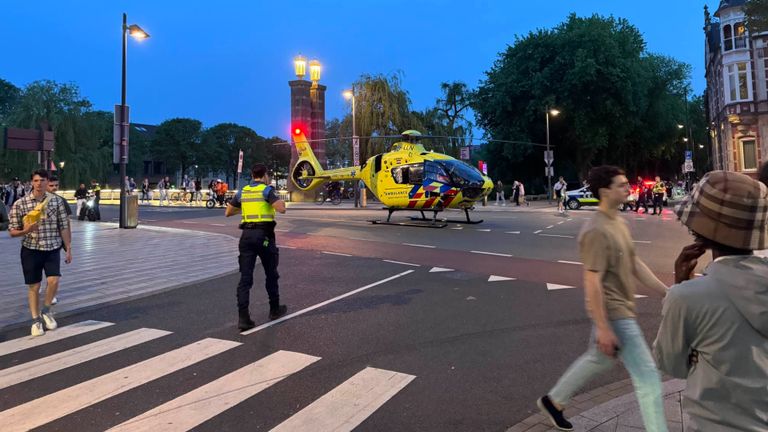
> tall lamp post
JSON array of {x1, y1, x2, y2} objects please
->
[
  {"x1": 119, "y1": 13, "x2": 149, "y2": 229},
  {"x1": 343, "y1": 88, "x2": 358, "y2": 207},
  {"x1": 545, "y1": 107, "x2": 560, "y2": 203}
]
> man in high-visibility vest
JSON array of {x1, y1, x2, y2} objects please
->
[
  {"x1": 225, "y1": 163, "x2": 287, "y2": 331},
  {"x1": 651, "y1": 176, "x2": 666, "y2": 216}
]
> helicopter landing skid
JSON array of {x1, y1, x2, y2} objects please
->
[
  {"x1": 369, "y1": 208, "x2": 448, "y2": 228},
  {"x1": 410, "y1": 208, "x2": 483, "y2": 225}
]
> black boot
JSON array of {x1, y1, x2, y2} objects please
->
[
  {"x1": 269, "y1": 305, "x2": 288, "y2": 320},
  {"x1": 238, "y1": 311, "x2": 255, "y2": 331}
]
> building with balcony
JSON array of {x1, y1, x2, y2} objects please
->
[{"x1": 705, "y1": 0, "x2": 768, "y2": 176}]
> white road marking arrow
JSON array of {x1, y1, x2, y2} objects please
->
[
  {"x1": 547, "y1": 283, "x2": 575, "y2": 290},
  {"x1": 488, "y1": 275, "x2": 516, "y2": 282},
  {"x1": 429, "y1": 267, "x2": 454, "y2": 273}
]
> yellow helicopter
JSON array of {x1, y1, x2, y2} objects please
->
[{"x1": 290, "y1": 127, "x2": 494, "y2": 227}]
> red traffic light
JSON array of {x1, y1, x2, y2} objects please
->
[{"x1": 293, "y1": 127, "x2": 302, "y2": 136}]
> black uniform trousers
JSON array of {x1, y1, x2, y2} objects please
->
[
  {"x1": 652, "y1": 193, "x2": 664, "y2": 215},
  {"x1": 236, "y1": 228, "x2": 280, "y2": 314}
]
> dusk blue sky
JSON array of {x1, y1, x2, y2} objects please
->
[{"x1": 2, "y1": 1, "x2": 719, "y2": 139}]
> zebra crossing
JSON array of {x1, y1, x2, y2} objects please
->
[{"x1": 0, "y1": 321, "x2": 417, "y2": 432}]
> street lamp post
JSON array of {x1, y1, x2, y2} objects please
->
[
  {"x1": 343, "y1": 88, "x2": 358, "y2": 207},
  {"x1": 119, "y1": 13, "x2": 149, "y2": 229},
  {"x1": 58, "y1": 161, "x2": 65, "y2": 188},
  {"x1": 545, "y1": 107, "x2": 560, "y2": 204}
]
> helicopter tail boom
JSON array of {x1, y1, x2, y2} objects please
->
[{"x1": 290, "y1": 128, "x2": 361, "y2": 191}]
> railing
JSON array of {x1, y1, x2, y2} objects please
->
[{"x1": 57, "y1": 189, "x2": 294, "y2": 203}]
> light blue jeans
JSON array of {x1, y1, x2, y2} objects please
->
[{"x1": 549, "y1": 319, "x2": 667, "y2": 432}]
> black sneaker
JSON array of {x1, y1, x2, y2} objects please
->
[
  {"x1": 238, "y1": 315, "x2": 256, "y2": 331},
  {"x1": 537, "y1": 395, "x2": 573, "y2": 431},
  {"x1": 269, "y1": 305, "x2": 288, "y2": 320}
]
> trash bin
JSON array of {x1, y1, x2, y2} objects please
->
[{"x1": 125, "y1": 194, "x2": 139, "y2": 228}]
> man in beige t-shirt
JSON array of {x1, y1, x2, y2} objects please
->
[{"x1": 537, "y1": 166, "x2": 669, "y2": 431}]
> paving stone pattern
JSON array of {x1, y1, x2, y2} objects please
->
[
  {"x1": 0, "y1": 222, "x2": 238, "y2": 329},
  {"x1": 507, "y1": 379, "x2": 688, "y2": 431}
]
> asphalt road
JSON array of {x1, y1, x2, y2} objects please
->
[{"x1": 1, "y1": 202, "x2": 698, "y2": 431}]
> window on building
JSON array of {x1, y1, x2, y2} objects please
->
[
  {"x1": 734, "y1": 22, "x2": 747, "y2": 49},
  {"x1": 723, "y1": 24, "x2": 733, "y2": 50},
  {"x1": 723, "y1": 22, "x2": 748, "y2": 51},
  {"x1": 741, "y1": 139, "x2": 758, "y2": 171},
  {"x1": 726, "y1": 62, "x2": 751, "y2": 102},
  {"x1": 153, "y1": 161, "x2": 164, "y2": 175}
]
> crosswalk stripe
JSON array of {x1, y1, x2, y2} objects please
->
[
  {"x1": 0, "y1": 338, "x2": 240, "y2": 432},
  {"x1": 270, "y1": 367, "x2": 415, "y2": 432},
  {"x1": 0, "y1": 320, "x2": 114, "y2": 357},
  {"x1": 107, "y1": 350, "x2": 321, "y2": 432},
  {"x1": 0, "y1": 328, "x2": 170, "y2": 390}
]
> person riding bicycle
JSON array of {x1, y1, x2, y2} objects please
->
[
  {"x1": 215, "y1": 180, "x2": 229, "y2": 206},
  {"x1": 326, "y1": 181, "x2": 342, "y2": 199}
]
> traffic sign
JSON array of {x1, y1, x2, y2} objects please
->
[
  {"x1": 683, "y1": 160, "x2": 694, "y2": 173},
  {"x1": 237, "y1": 149, "x2": 244, "y2": 174},
  {"x1": 685, "y1": 150, "x2": 692, "y2": 161},
  {"x1": 545, "y1": 166, "x2": 554, "y2": 177},
  {"x1": 544, "y1": 150, "x2": 554, "y2": 166},
  {"x1": 460, "y1": 146, "x2": 470, "y2": 160},
  {"x1": 113, "y1": 104, "x2": 130, "y2": 164},
  {"x1": 353, "y1": 136, "x2": 360, "y2": 166}
]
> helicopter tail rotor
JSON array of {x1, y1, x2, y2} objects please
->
[{"x1": 290, "y1": 126, "x2": 326, "y2": 191}]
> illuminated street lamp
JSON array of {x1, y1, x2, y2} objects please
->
[
  {"x1": 677, "y1": 124, "x2": 684, "y2": 129},
  {"x1": 545, "y1": 107, "x2": 560, "y2": 203},
  {"x1": 309, "y1": 60, "x2": 321, "y2": 83},
  {"x1": 294, "y1": 55, "x2": 307, "y2": 79},
  {"x1": 119, "y1": 12, "x2": 150, "y2": 229}
]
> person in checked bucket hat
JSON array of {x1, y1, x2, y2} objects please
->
[{"x1": 653, "y1": 170, "x2": 768, "y2": 431}]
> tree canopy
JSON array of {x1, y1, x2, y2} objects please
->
[
  {"x1": 472, "y1": 13, "x2": 691, "y2": 190},
  {"x1": 745, "y1": 0, "x2": 768, "y2": 35}
]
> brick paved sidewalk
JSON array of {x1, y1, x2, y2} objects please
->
[
  {"x1": 507, "y1": 378, "x2": 688, "y2": 431},
  {"x1": 0, "y1": 221, "x2": 238, "y2": 331}
]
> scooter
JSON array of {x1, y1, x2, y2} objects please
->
[{"x1": 79, "y1": 194, "x2": 99, "y2": 221}]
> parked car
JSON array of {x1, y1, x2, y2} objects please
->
[{"x1": 565, "y1": 186, "x2": 636, "y2": 211}]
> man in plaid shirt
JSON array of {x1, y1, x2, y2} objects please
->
[{"x1": 9, "y1": 169, "x2": 72, "y2": 337}]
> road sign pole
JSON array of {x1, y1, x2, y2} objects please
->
[{"x1": 546, "y1": 111, "x2": 552, "y2": 204}]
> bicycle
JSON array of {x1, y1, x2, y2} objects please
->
[
  {"x1": 170, "y1": 189, "x2": 192, "y2": 206},
  {"x1": 315, "y1": 189, "x2": 342, "y2": 205}
]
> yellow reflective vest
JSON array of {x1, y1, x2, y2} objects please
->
[
  {"x1": 240, "y1": 183, "x2": 275, "y2": 223},
  {"x1": 653, "y1": 181, "x2": 665, "y2": 194}
]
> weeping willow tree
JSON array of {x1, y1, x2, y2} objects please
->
[
  {"x1": 351, "y1": 72, "x2": 416, "y2": 161},
  {"x1": 1, "y1": 80, "x2": 114, "y2": 187}
]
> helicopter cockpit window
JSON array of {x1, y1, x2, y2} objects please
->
[
  {"x1": 439, "y1": 159, "x2": 483, "y2": 186},
  {"x1": 424, "y1": 161, "x2": 451, "y2": 184}
]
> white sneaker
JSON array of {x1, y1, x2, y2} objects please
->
[
  {"x1": 51, "y1": 296, "x2": 58, "y2": 305},
  {"x1": 31, "y1": 320, "x2": 45, "y2": 337},
  {"x1": 41, "y1": 311, "x2": 57, "y2": 330}
]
